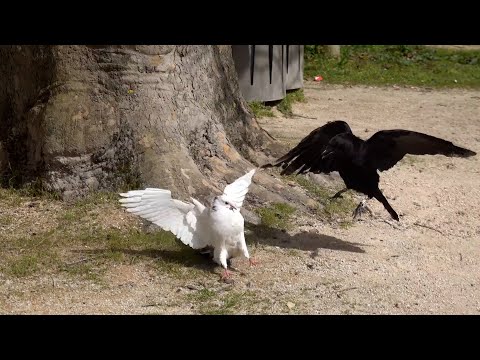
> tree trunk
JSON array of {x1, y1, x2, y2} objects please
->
[
  {"x1": 0, "y1": 45, "x2": 304, "y2": 208},
  {"x1": 326, "y1": 45, "x2": 341, "y2": 58}
]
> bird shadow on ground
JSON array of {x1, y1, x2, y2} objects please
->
[
  {"x1": 72, "y1": 246, "x2": 219, "y2": 273},
  {"x1": 245, "y1": 222, "x2": 366, "y2": 253}
]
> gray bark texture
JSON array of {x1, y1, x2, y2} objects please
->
[{"x1": 0, "y1": 45, "x2": 303, "y2": 208}]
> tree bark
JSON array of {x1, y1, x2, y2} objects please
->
[
  {"x1": 326, "y1": 45, "x2": 341, "y2": 58},
  {"x1": 0, "y1": 45, "x2": 300, "y2": 207}
]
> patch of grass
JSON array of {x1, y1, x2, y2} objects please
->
[
  {"x1": 17, "y1": 181, "x2": 62, "y2": 200},
  {"x1": 277, "y1": 89, "x2": 306, "y2": 117},
  {"x1": 61, "y1": 211, "x2": 77, "y2": 223},
  {"x1": 55, "y1": 192, "x2": 121, "y2": 229},
  {"x1": 70, "y1": 192, "x2": 119, "y2": 210},
  {"x1": 0, "y1": 232, "x2": 62, "y2": 278},
  {"x1": 248, "y1": 101, "x2": 275, "y2": 118},
  {"x1": 61, "y1": 262, "x2": 103, "y2": 283},
  {"x1": 0, "y1": 172, "x2": 62, "y2": 200},
  {"x1": 255, "y1": 202, "x2": 296, "y2": 231},
  {"x1": 196, "y1": 290, "x2": 260, "y2": 315},
  {"x1": 0, "y1": 185, "x2": 59, "y2": 207},
  {"x1": 7, "y1": 255, "x2": 39, "y2": 277},
  {"x1": 0, "y1": 188, "x2": 24, "y2": 207},
  {"x1": 0, "y1": 188, "x2": 211, "y2": 282},
  {"x1": 188, "y1": 288, "x2": 217, "y2": 302},
  {"x1": 97, "y1": 229, "x2": 211, "y2": 279},
  {"x1": 304, "y1": 45, "x2": 480, "y2": 88},
  {"x1": 288, "y1": 175, "x2": 357, "y2": 223}
]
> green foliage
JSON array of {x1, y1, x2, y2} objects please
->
[{"x1": 304, "y1": 45, "x2": 480, "y2": 88}]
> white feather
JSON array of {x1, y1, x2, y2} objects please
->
[
  {"x1": 119, "y1": 168, "x2": 257, "y2": 270},
  {"x1": 221, "y1": 168, "x2": 256, "y2": 208}
]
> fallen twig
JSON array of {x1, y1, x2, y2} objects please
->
[
  {"x1": 141, "y1": 303, "x2": 162, "y2": 308},
  {"x1": 261, "y1": 128, "x2": 277, "y2": 140},
  {"x1": 292, "y1": 113, "x2": 317, "y2": 120},
  {"x1": 65, "y1": 254, "x2": 102, "y2": 266},
  {"x1": 337, "y1": 286, "x2": 358, "y2": 294},
  {"x1": 413, "y1": 222, "x2": 445, "y2": 236}
]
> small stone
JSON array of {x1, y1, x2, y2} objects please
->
[{"x1": 286, "y1": 302, "x2": 296, "y2": 309}]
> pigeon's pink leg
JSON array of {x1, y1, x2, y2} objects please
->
[{"x1": 221, "y1": 269, "x2": 233, "y2": 280}]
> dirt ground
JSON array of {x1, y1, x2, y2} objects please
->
[{"x1": 1, "y1": 82, "x2": 479, "y2": 314}]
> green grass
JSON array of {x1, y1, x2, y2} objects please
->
[
  {"x1": 188, "y1": 288, "x2": 217, "y2": 302},
  {"x1": 0, "y1": 189, "x2": 211, "y2": 281},
  {"x1": 248, "y1": 101, "x2": 275, "y2": 118},
  {"x1": 7, "y1": 255, "x2": 39, "y2": 277},
  {"x1": 0, "y1": 186, "x2": 58, "y2": 207},
  {"x1": 255, "y1": 202, "x2": 296, "y2": 231},
  {"x1": 277, "y1": 89, "x2": 306, "y2": 117},
  {"x1": 287, "y1": 175, "x2": 357, "y2": 225},
  {"x1": 69, "y1": 191, "x2": 120, "y2": 209},
  {"x1": 61, "y1": 262, "x2": 104, "y2": 282},
  {"x1": 304, "y1": 45, "x2": 480, "y2": 88}
]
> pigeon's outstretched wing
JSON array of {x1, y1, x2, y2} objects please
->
[
  {"x1": 262, "y1": 120, "x2": 352, "y2": 175},
  {"x1": 221, "y1": 169, "x2": 256, "y2": 209},
  {"x1": 365, "y1": 130, "x2": 477, "y2": 171},
  {"x1": 119, "y1": 188, "x2": 208, "y2": 249}
]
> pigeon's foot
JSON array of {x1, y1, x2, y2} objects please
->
[
  {"x1": 221, "y1": 269, "x2": 233, "y2": 280},
  {"x1": 249, "y1": 258, "x2": 259, "y2": 267},
  {"x1": 353, "y1": 199, "x2": 374, "y2": 220}
]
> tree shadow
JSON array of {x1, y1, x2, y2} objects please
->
[{"x1": 245, "y1": 222, "x2": 366, "y2": 253}]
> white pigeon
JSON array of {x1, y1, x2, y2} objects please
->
[{"x1": 119, "y1": 169, "x2": 258, "y2": 279}]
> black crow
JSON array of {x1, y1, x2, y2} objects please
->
[{"x1": 262, "y1": 120, "x2": 476, "y2": 221}]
